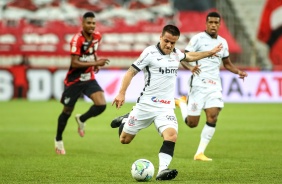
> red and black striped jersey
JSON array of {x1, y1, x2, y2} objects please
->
[{"x1": 64, "y1": 31, "x2": 102, "y2": 86}]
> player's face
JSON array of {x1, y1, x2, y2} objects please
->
[
  {"x1": 159, "y1": 32, "x2": 179, "y2": 55},
  {"x1": 206, "y1": 17, "x2": 220, "y2": 37},
  {"x1": 82, "y1": 17, "x2": 96, "y2": 35}
]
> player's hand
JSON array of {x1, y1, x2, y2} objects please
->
[
  {"x1": 96, "y1": 58, "x2": 110, "y2": 66},
  {"x1": 238, "y1": 70, "x2": 248, "y2": 81},
  {"x1": 112, "y1": 94, "x2": 125, "y2": 109},
  {"x1": 211, "y1": 43, "x2": 223, "y2": 56},
  {"x1": 94, "y1": 66, "x2": 100, "y2": 73},
  {"x1": 191, "y1": 65, "x2": 201, "y2": 75}
]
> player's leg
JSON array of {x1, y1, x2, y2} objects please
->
[
  {"x1": 174, "y1": 96, "x2": 188, "y2": 121},
  {"x1": 75, "y1": 80, "x2": 106, "y2": 137},
  {"x1": 110, "y1": 112, "x2": 129, "y2": 128},
  {"x1": 120, "y1": 108, "x2": 153, "y2": 144},
  {"x1": 194, "y1": 91, "x2": 223, "y2": 161},
  {"x1": 194, "y1": 107, "x2": 221, "y2": 160},
  {"x1": 185, "y1": 92, "x2": 202, "y2": 128},
  {"x1": 55, "y1": 84, "x2": 80, "y2": 155},
  {"x1": 155, "y1": 110, "x2": 178, "y2": 180},
  {"x1": 55, "y1": 106, "x2": 73, "y2": 155}
]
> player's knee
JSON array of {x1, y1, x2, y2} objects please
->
[
  {"x1": 186, "y1": 121, "x2": 198, "y2": 128},
  {"x1": 120, "y1": 137, "x2": 131, "y2": 144},
  {"x1": 170, "y1": 134, "x2": 177, "y2": 142},
  {"x1": 89, "y1": 104, "x2": 106, "y2": 117},
  {"x1": 96, "y1": 104, "x2": 106, "y2": 114}
]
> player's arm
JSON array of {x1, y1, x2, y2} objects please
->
[
  {"x1": 183, "y1": 43, "x2": 222, "y2": 62},
  {"x1": 70, "y1": 54, "x2": 109, "y2": 68},
  {"x1": 222, "y1": 57, "x2": 248, "y2": 80},
  {"x1": 180, "y1": 60, "x2": 201, "y2": 75},
  {"x1": 112, "y1": 66, "x2": 139, "y2": 109}
]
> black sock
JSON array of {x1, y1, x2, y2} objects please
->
[
  {"x1": 159, "y1": 140, "x2": 175, "y2": 157},
  {"x1": 118, "y1": 123, "x2": 125, "y2": 137},
  {"x1": 80, "y1": 105, "x2": 106, "y2": 122},
  {"x1": 206, "y1": 122, "x2": 216, "y2": 127},
  {"x1": 56, "y1": 112, "x2": 71, "y2": 141}
]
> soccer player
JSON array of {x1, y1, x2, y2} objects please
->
[
  {"x1": 111, "y1": 25, "x2": 222, "y2": 180},
  {"x1": 54, "y1": 12, "x2": 110, "y2": 155},
  {"x1": 175, "y1": 11, "x2": 248, "y2": 161}
]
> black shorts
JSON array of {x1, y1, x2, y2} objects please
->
[{"x1": 60, "y1": 80, "x2": 103, "y2": 107}]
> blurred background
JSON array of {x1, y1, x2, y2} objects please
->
[{"x1": 0, "y1": 0, "x2": 281, "y2": 103}]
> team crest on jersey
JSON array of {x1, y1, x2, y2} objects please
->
[
  {"x1": 191, "y1": 103, "x2": 198, "y2": 111},
  {"x1": 64, "y1": 97, "x2": 70, "y2": 104},
  {"x1": 128, "y1": 116, "x2": 136, "y2": 126},
  {"x1": 71, "y1": 46, "x2": 76, "y2": 52}
]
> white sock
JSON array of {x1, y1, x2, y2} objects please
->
[
  {"x1": 158, "y1": 153, "x2": 172, "y2": 174},
  {"x1": 195, "y1": 124, "x2": 215, "y2": 155},
  {"x1": 179, "y1": 102, "x2": 188, "y2": 121}
]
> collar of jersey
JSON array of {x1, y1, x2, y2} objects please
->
[
  {"x1": 156, "y1": 42, "x2": 176, "y2": 55},
  {"x1": 204, "y1": 30, "x2": 218, "y2": 39}
]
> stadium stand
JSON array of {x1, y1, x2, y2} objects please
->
[
  {"x1": 217, "y1": 0, "x2": 272, "y2": 70},
  {"x1": 0, "y1": 0, "x2": 280, "y2": 70}
]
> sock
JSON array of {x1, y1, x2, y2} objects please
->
[
  {"x1": 56, "y1": 112, "x2": 71, "y2": 141},
  {"x1": 158, "y1": 141, "x2": 175, "y2": 174},
  {"x1": 80, "y1": 105, "x2": 106, "y2": 122},
  {"x1": 179, "y1": 102, "x2": 188, "y2": 121},
  {"x1": 195, "y1": 122, "x2": 216, "y2": 155}
]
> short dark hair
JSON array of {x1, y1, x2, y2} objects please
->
[
  {"x1": 83, "y1": 12, "x2": 95, "y2": 19},
  {"x1": 162, "y1": 25, "x2": 180, "y2": 37},
  {"x1": 206, "y1": 12, "x2": 221, "y2": 21}
]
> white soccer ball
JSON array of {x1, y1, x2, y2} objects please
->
[{"x1": 131, "y1": 159, "x2": 155, "y2": 181}]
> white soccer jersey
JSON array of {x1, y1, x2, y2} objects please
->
[
  {"x1": 132, "y1": 43, "x2": 186, "y2": 109},
  {"x1": 185, "y1": 31, "x2": 229, "y2": 90}
]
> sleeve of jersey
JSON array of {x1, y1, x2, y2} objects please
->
[
  {"x1": 70, "y1": 34, "x2": 82, "y2": 55},
  {"x1": 175, "y1": 49, "x2": 186, "y2": 61},
  {"x1": 94, "y1": 31, "x2": 102, "y2": 52},
  {"x1": 222, "y1": 39, "x2": 230, "y2": 59},
  {"x1": 184, "y1": 36, "x2": 198, "y2": 52},
  {"x1": 132, "y1": 47, "x2": 150, "y2": 71}
]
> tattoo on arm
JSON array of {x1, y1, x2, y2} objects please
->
[{"x1": 128, "y1": 66, "x2": 138, "y2": 77}]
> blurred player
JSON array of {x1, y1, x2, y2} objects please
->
[
  {"x1": 112, "y1": 25, "x2": 222, "y2": 180},
  {"x1": 175, "y1": 11, "x2": 248, "y2": 161},
  {"x1": 54, "y1": 12, "x2": 110, "y2": 155}
]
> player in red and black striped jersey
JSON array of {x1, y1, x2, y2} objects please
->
[{"x1": 55, "y1": 12, "x2": 110, "y2": 155}]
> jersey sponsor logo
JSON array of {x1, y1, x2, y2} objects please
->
[
  {"x1": 151, "y1": 97, "x2": 171, "y2": 104},
  {"x1": 166, "y1": 115, "x2": 177, "y2": 124},
  {"x1": 201, "y1": 79, "x2": 217, "y2": 85},
  {"x1": 159, "y1": 67, "x2": 177, "y2": 74},
  {"x1": 157, "y1": 58, "x2": 163, "y2": 61}
]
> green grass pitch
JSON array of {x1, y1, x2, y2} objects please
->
[{"x1": 0, "y1": 100, "x2": 281, "y2": 183}]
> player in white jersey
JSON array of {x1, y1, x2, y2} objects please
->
[
  {"x1": 175, "y1": 12, "x2": 248, "y2": 161},
  {"x1": 111, "y1": 25, "x2": 222, "y2": 181}
]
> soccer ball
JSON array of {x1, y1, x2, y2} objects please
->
[{"x1": 131, "y1": 159, "x2": 154, "y2": 181}]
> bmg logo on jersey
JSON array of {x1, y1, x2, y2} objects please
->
[
  {"x1": 159, "y1": 67, "x2": 177, "y2": 75},
  {"x1": 151, "y1": 97, "x2": 171, "y2": 104}
]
